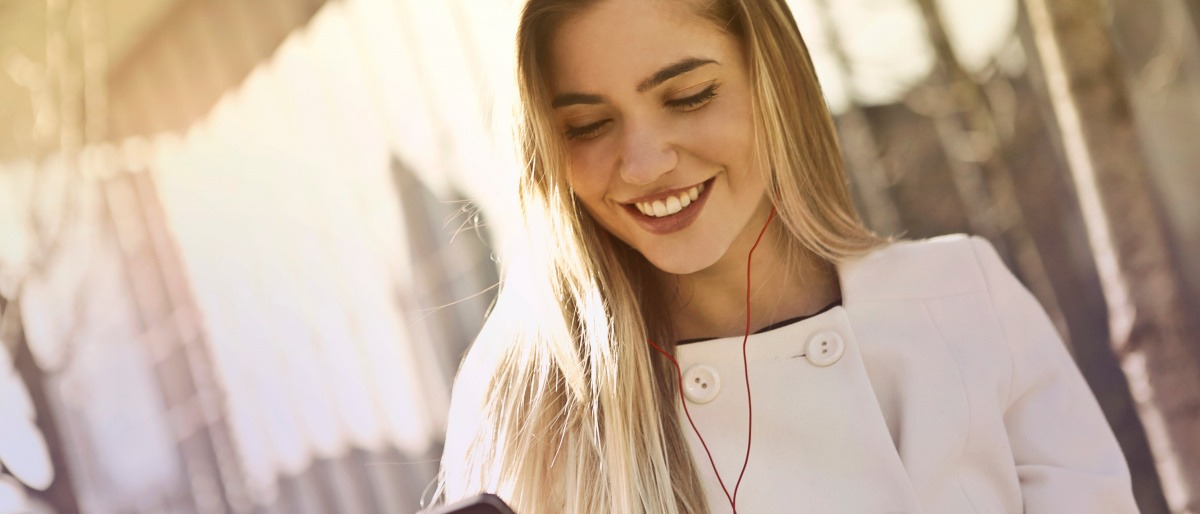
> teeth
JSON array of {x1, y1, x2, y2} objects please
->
[
  {"x1": 635, "y1": 182, "x2": 706, "y2": 218},
  {"x1": 664, "y1": 196, "x2": 681, "y2": 215}
]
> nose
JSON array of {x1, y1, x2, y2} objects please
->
[{"x1": 618, "y1": 119, "x2": 678, "y2": 186}]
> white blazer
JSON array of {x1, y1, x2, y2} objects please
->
[{"x1": 673, "y1": 235, "x2": 1138, "y2": 513}]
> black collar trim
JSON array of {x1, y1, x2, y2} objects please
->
[{"x1": 676, "y1": 300, "x2": 843, "y2": 346}]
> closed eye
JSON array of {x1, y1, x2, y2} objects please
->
[
  {"x1": 563, "y1": 119, "x2": 611, "y2": 141},
  {"x1": 665, "y1": 83, "x2": 719, "y2": 111}
]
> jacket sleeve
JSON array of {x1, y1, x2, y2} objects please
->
[{"x1": 969, "y1": 236, "x2": 1140, "y2": 514}]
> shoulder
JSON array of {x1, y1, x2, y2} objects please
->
[{"x1": 838, "y1": 234, "x2": 1009, "y2": 304}]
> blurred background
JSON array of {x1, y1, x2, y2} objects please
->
[{"x1": 0, "y1": 0, "x2": 1197, "y2": 513}]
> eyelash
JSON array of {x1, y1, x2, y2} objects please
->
[
  {"x1": 666, "y1": 83, "x2": 719, "y2": 111},
  {"x1": 564, "y1": 120, "x2": 609, "y2": 141},
  {"x1": 562, "y1": 83, "x2": 721, "y2": 141}
]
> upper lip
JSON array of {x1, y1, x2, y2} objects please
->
[{"x1": 620, "y1": 179, "x2": 709, "y2": 204}]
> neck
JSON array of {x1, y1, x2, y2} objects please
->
[{"x1": 662, "y1": 208, "x2": 841, "y2": 342}]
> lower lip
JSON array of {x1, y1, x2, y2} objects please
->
[{"x1": 624, "y1": 179, "x2": 714, "y2": 235}]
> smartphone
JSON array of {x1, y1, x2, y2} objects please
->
[{"x1": 424, "y1": 493, "x2": 517, "y2": 514}]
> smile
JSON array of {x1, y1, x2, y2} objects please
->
[
  {"x1": 623, "y1": 178, "x2": 714, "y2": 235},
  {"x1": 633, "y1": 182, "x2": 706, "y2": 218}
]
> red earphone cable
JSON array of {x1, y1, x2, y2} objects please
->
[
  {"x1": 648, "y1": 207, "x2": 775, "y2": 514},
  {"x1": 646, "y1": 340, "x2": 737, "y2": 509}
]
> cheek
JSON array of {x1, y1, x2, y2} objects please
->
[
  {"x1": 567, "y1": 145, "x2": 616, "y2": 203},
  {"x1": 682, "y1": 94, "x2": 756, "y2": 163},
  {"x1": 566, "y1": 160, "x2": 611, "y2": 220}
]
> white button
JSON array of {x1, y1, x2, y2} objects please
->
[
  {"x1": 805, "y1": 331, "x2": 845, "y2": 367},
  {"x1": 682, "y1": 365, "x2": 720, "y2": 404}
]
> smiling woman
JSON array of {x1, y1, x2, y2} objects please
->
[
  {"x1": 433, "y1": 0, "x2": 1139, "y2": 513},
  {"x1": 549, "y1": 2, "x2": 767, "y2": 278}
]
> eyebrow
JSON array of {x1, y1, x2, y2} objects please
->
[
  {"x1": 551, "y1": 93, "x2": 604, "y2": 108},
  {"x1": 637, "y1": 57, "x2": 717, "y2": 93},
  {"x1": 550, "y1": 57, "x2": 719, "y2": 108}
]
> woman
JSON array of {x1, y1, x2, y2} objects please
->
[{"x1": 436, "y1": 0, "x2": 1139, "y2": 512}]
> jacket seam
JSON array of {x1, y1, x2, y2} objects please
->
[
  {"x1": 968, "y1": 238, "x2": 1016, "y2": 410},
  {"x1": 921, "y1": 299, "x2": 981, "y2": 514}
]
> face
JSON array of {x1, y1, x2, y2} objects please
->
[{"x1": 547, "y1": 0, "x2": 772, "y2": 276}]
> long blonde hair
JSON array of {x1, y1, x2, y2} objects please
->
[{"x1": 437, "y1": 0, "x2": 882, "y2": 512}]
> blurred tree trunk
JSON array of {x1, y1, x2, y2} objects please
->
[
  {"x1": 810, "y1": 0, "x2": 905, "y2": 237},
  {"x1": 907, "y1": 0, "x2": 1070, "y2": 341},
  {"x1": 1023, "y1": 0, "x2": 1200, "y2": 511},
  {"x1": 910, "y1": 0, "x2": 1070, "y2": 344}
]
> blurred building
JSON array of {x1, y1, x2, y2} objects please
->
[{"x1": 1, "y1": 0, "x2": 506, "y2": 512}]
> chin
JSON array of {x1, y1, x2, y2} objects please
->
[{"x1": 640, "y1": 243, "x2": 724, "y2": 276}]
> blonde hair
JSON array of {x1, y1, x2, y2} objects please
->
[{"x1": 437, "y1": 0, "x2": 882, "y2": 512}]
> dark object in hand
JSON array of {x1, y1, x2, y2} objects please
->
[{"x1": 424, "y1": 493, "x2": 516, "y2": 514}]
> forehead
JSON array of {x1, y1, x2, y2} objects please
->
[{"x1": 546, "y1": 0, "x2": 739, "y2": 93}]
